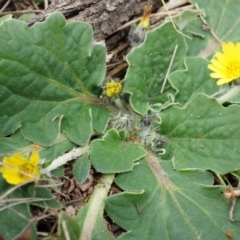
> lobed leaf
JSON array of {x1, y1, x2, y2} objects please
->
[
  {"x1": 165, "y1": 9, "x2": 201, "y2": 31},
  {"x1": 0, "y1": 12, "x2": 109, "y2": 146},
  {"x1": 89, "y1": 129, "x2": 147, "y2": 173},
  {"x1": 124, "y1": 22, "x2": 187, "y2": 115},
  {"x1": 169, "y1": 57, "x2": 219, "y2": 105},
  {"x1": 187, "y1": 0, "x2": 240, "y2": 57},
  {"x1": 0, "y1": 182, "x2": 61, "y2": 240},
  {"x1": 58, "y1": 212, "x2": 80, "y2": 240},
  {"x1": 105, "y1": 155, "x2": 240, "y2": 240},
  {"x1": 0, "y1": 131, "x2": 32, "y2": 158},
  {"x1": 160, "y1": 94, "x2": 240, "y2": 174},
  {"x1": 73, "y1": 154, "x2": 90, "y2": 183},
  {"x1": 31, "y1": 187, "x2": 62, "y2": 209}
]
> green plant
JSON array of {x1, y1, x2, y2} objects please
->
[{"x1": 1, "y1": 0, "x2": 240, "y2": 239}]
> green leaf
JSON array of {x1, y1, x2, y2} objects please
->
[
  {"x1": 58, "y1": 212, "x2": 80, "y2": 240},
  {"x1": 105, "y1": 155, "x2": 240, "y2": 240},
  {"x1": 229, "y1": 92, "x2": 240, "y2": 104},
  {"x1": 187, "y1": 0, "x2": 240, "y2": 57},
  {"x1": 0, "y1": 174, "x2": 9, "y2": 193},
  {"x1": 165, "y1": 9, "x2": 201, "y2": 31},
  {"x1": 75, "y1": 174, "x2": 115, "y2": 240},
  {"x1": 89, "y1": 129, "x2": 147, "y2": 173},
  {"x1": 73, "y1": 154, "x2": 90, "y2": 183},
  {"x1": 0, "y1": 183, "x2": 37, "y2": 240},
  {"x1": 18, "y1": 14, "x2": 35, "y2": 22},
  {"x1": 51, "y1": 166, "x2": 64, "y2": 177},
  {"x1": 32, "y1": 187, "x2": 62, "y2": 209},
  {"x1": 0, "y1": 12, "x2": 109, "y2": 146},
  {"x1": 169, "y1": 57, "x2": 219, "y2": 104},
  {"x1": 0, "y1": 14, "x2": 12, "y2": 25},
  {"x1": 124, "y1": 22, "x2": 187, "y2": 115},
  {"x1": 40, "y1": 136, "x2": 75, "y2": 163},
  {"x1": 0, "y1": 131, "x2": 32, "y2": 158},
  {"x1": 0, "y1": 180, "x2": 60, "y2": 240},
  {"x1": 160, "y1": 94, "x2": 240, "y2": 174}
]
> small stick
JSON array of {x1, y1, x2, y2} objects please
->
[
  {"x1": 161, "y1": 45, "x2": 178, "y2": 94},
  {"x1": 44, "y1": 0, "x2": 49, "y2": 10},
  {"x1": 12, "y1": 217, "x2": 37, "y2": 240},
  {"x1": 195, "y1": 3, "x2": 223, "y2": 44},
  {"x1": 0, "y1": 10, "x2": 43, "y2": 16},
  {"x1": 229, "y1": 197, "x2": 240, "y2": 223},
  {"x1": 62, "y1": 220, "x2": 71, "y2": 240},
  {"x1": 223, "y1": 186, "x2": 240, "y2": 223},
  {"x1": 0, "y1": 0, "x2": 11, "y2": 12},
  {"x1": 160, "y1": 0, "x2": 191, "y2": 39},
  {"x1": 136, "y1": 203, "x2": 141, "y2": 215}
]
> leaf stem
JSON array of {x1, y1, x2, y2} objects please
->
[
  {"x1": 214, "y1": 172, "x2": 226, "y2": 186},
  {"x1": 79, "y1": 174, "x2": 114, "y2": 240},
  {"x1": 40, "y1": 146, "x2": 90, "y2": 176},
  {"x1": 217, "y1": 85, "x2": 240, "y2": 104}
]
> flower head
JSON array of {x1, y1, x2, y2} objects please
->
[
  {"x1": 106, "y1": 82, "x2": 122, "y2": 98},
  {"x1": 138, "y1": 4, "x2": 152, "y2": 29},
  {"x1": 208, "y1": 42, "x2": 240, "y2": 85},
  {"x1": 0, "y1": 152, "x2": 40, "y2": 185}
]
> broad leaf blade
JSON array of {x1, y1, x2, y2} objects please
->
[
  {"x1": 58, "y1": 212, "x2": 80, "y2": 240},
  {"x1": 0, "y1": 131, "x2": 32, "y2": 158},
  {"x1": 160, "y1": 94, "x2": 240, "y2": 174},
  {"x1": 73, "y1": 154, "x2": 90, "y2": 183},
  {"x1": 32, "y1": 187, "x2": 62, "y2": 209},
  {"x1": 0, "y1": 14, "x2": 12, "y2": 24},
  {"x1": 187, "y1": 0, "x2": 240, "y2": 57},
  {"x1": 105, "y1": 155, "x2": 240, "y2": 240},
  {"x1": 169, "y1": 57, "x2": 219, "y2": 104},
  {"x1": 89, "y1": 129, "x2": 147, "y2": 173},
  {"x1": 165, "y1": 9, "x2": 201, "y2": 31},
  {"x1": 0, "y1": 179, "x2": 61, "y2": 240},
  {"x1": 124, "y1": 22, "x2": 187, "y2": 115},
  {"x1": 0, "y1": 184, "x2": 37, "y2": 240},
  {"x1": 0, "y1": 12, "x2": 109, "y2": 146}
]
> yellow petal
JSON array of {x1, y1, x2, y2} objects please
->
[
  {"x1": 210, "y1": 72, "x2": 226, "y2": 78},
  {"x1": 210, "y1": 59, "x2": 227, "y2": 71},
  {"x1": 217, "y1": 78, "x2": 234, "y2": 85},
  {"x1": 208, "y1": 64, "x2": 225, "y2": 75},
  {"x1": 29, "y1": 152, "x2": 40, "y2": 166},
  {"x1": 0, "y1": 152, "x2": 41, "y2": 185},
  {"x1": 0, "y1": 166, "x2": 19, "y2": 174},
  {"x1": 2, "y1": 173, "x2": 25, "y2": 185},
  {"x1": 222, "y1": 42, "x2": 236, "y2": 61},
  {"x1": 2, "y1": 154, "x2": 27, "y2": 167},
  {"x1": 215, "y1": 52, "x2": 229, "y2": 66}
]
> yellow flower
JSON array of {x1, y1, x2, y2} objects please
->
[
  {"x1": 208, "y1": 42, "x2": 240, "y2": 85},
  {"x1": 138, "y1": 4, "x2": 152, "y2": 29},
  {"x1": 0, "y1": 152, "x2": 40, "y2": 185},
  {"x1": 106, "y1": 82, "x2": 122, "y2": 98}
]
